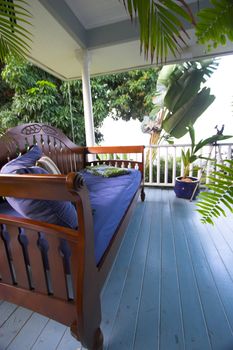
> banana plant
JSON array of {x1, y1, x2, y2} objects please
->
[
  {"x1": 196, "y1": 160, "x2": 233, "y2": 224},
  {"x1": 142, "y1": 59, "x2": 218, "y2": 144},
  {"x1": 0, "y1": 0, "x2": 31, "y2": 62},
  {"x1": 162, "y1": 60, "x2": 218, "y2": 139}
]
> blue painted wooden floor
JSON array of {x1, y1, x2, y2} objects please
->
[{"x1": 1, "y1": 188, "x2": 233, "y2": 350}]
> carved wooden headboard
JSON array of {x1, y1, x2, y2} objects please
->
[{"x1": 0, "y1": 123, "x2": 85, "y2": 173}]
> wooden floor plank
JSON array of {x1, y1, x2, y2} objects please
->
[
  {"x1": 56, "y1": 327, "x2": 82, "y2": 350},
  {"x1": 168, "y1": 191, "x2": 212, "y2": 350},
  {"x1": 0, "y1": 302, "x2": 18, "y2": 328},
  {"x1": 7, "y1": 313, "x2": 49, "y2": 350},
  {"x1": 133, "y1": 189, "x2": 162, "y2": 350},
  {"x1": 181, "y1": 199, "x2": 233, "y2": 350},
  {"x1": 101, "y1": 194, "x2": 146, "y2": 348},
  {"x1": 190, "y1": 207, "x2": 233, "y2": 332},
  {"x1": 0, "y1": 307, "x2": 32, "y2": 349},
  {"x1": 106, "y1": 189, "x2": 154, "y2": 350},
  {"x1": 210, "y1": 223, "x2": 233, "y2": 278},
  {"x1": 1, "y1": 189, "x2": 233, "y2": 350},
  {"x1": 157, "y1": 190, "x2": 185, "y2": 350},
  {"x1": 31, "y1": 320, "x2": 66, "y2": 350}
]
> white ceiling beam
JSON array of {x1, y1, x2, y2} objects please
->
[{"x1": 38, "y1": 0, "x2": 87, "y2": 48}]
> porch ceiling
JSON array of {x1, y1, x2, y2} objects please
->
[{"x1": 28, "y1": 0, "x2": 233, "y2": 80}]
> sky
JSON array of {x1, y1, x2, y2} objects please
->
[{"x1": 100, "y1": 55, "x2": 233, "y2": 146}]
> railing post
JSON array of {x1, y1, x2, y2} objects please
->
[
  {"x1": 149, "y1": 146, "x2": 153, "y2": 184},
  {"x1": 156, "y1": 147, "x2": 160, "y2": 185},
  {"x1": 164, "y1": 147, "x2": 168, "y2": 185},
  {"x1": 172, "y1": 146, "x2": 176, "y2": 185}
]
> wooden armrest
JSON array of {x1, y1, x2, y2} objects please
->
[{"x1": 0, "y1": 173, "x2": 84, "y2": 201}]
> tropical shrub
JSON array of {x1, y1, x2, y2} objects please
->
[{"x1": 196, "y1": 160, "x2": 233, "y2": 224}]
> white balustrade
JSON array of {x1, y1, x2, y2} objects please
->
[{"x1": 144, "y1": 143, "x2": 233, "y2": 187}]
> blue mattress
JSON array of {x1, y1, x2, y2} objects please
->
[
  {"x1": 0, "y1": 169, "x2": 141, "y2": 264},
  {"x1": 82, "y1": 169, "x2": 141, "y2": 263}
]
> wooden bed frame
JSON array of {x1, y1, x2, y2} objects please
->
[{"x1": 0, "y1": 123, "x2": 145, "y2": 350}]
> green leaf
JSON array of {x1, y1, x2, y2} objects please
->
[
  {"x1": 0, "y1": 0, "x2": 32, "y2": 62},
  {"x1": 196, "y1": 159, "x2": 233, "y2": 225},
  {"x1": 121, "y1": 0, "x2": 193, "y2": 62},
  {"x1": 196, "y1": 0, "x2": 233, "y2": 49}
]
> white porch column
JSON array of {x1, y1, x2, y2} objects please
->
[{"x1": 77, "y1": 49, "x2": 95, "y2": 146}]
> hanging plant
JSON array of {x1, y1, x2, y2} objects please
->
[
  {"x1": 0, "y1": 0, "x2": 31, "y2": 62},
  {"x1": 122, "y1": 0, "x2": 233, "y2": 63},
  {"x1": 122, "y1": 0, "x2": 194, "y2": 62}
]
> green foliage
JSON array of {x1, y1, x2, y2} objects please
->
[
  {"x1": 196, "y1": 0, "x2": 233, "y2": 49},
  {"x1": 100, "y1": 68, "x2": 160, "y2": 121},
  {"x1": 145, "y1": 156, "x2": 181, "y2": 183},
  {"x1": 181, "y1": 125, "x2": 232, "y2": 178},
  {"x1": 0, "y1": 56, "x2": 158, "y2": 144},
  {"x1": 2, "y1": 55, "x2": 56, "y2": 92},
  {"x1": 122, "y1": 0, "x2": 193, "y2": 62},
  {"x1": 0, "y1": 0, "x2": 31, "y2": 62},
  {"x1": 143, "y1": 60, "x2": 217, "y2": 141},
  {"x1": 162, "y1": 60, "x2": 217, "y2": 138},
  {"x1": 123, "y1": 1, "x2": 233, "y2": 63},
  {"x1": 196, "y1": 160, "x2": 233, "y2": 224}
]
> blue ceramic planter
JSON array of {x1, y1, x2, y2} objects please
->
[{"x1": 174, "y1": 176, "x2": 199, "y2": 200}]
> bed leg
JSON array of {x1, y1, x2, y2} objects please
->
[
  {"x1": 141, "y1": 187, "x2": 145, "y2": 202},
  {"x1": 71, "y1": 323, "x2": 103, "y2": 350}
]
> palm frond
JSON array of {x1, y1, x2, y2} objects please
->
[
  {"x1": 122, "y1": 0, "x2": 193, "y2": 63},
  {"x1": 0, "y1": 0, "x2": 31, "y2": 62},
  {"x1": 196, "y1": 160, "x2": 233, "y2": 224},
  {"x1": 196, "y1": 0, "x2": 233, "y2": 49}
]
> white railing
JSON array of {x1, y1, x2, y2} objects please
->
[{"x1": 144, "y1": 143, "x2": 233, "y2": 187}]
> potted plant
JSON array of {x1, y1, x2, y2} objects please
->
[{"x1": 174, "y1": 125, "x2": 232, "y2": 200}]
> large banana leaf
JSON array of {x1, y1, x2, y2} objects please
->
[
  {"x1": 153, "y1": 60, "x2": 218, "y2": 138},
  {"x1": 164, "y1": 60, "x2": 218, "y2": 114},
  {"x1": 162, "y1": 87, "x2": 215, "y2": 138},
  {"x1": 0, "y1": 0, "x2": 31, "y2": 62}
]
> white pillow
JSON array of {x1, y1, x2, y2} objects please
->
[{"x1": 36, "y1": 156, "x2": 61, "y2": 174}]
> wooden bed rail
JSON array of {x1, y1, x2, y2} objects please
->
[
  {"x1": 85, "y1": 145, "x2": 145, "y2": 154},
  {"x1": 0, "y1": 124, "x2": 145, "y2": 349},
  {"x1": 0, "y1": 171, "x2": 102, "y2": 349},
  {"x1": 85, "y1": 145, "x2": 145, "y2": 175}
]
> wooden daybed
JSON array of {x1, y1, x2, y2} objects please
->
[{"x1": 0, "y1": 123, "x2": 145, "y2": 350}]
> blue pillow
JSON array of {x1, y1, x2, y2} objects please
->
[
  {"x1": 1, "y1": 145, "x2": 42, "y2": 174},
  {"x1": 0, "y1": 147, "x2": 78, "y2": 229}
]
